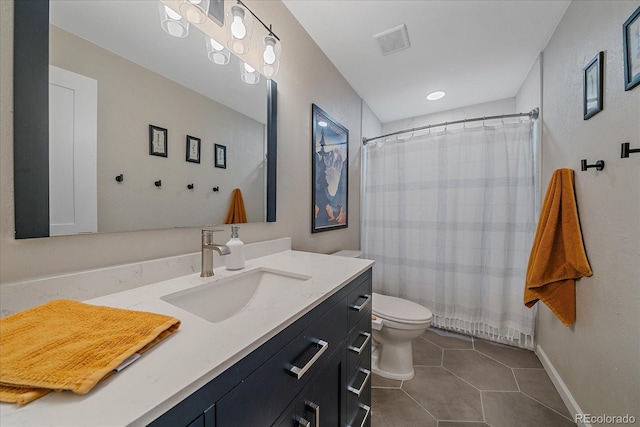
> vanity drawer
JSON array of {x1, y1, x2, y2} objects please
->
[
  {"x1": 347, "y1": 271, "x2": 372, "y2": 331},
  {"x1": 347, "y1": 313, "x2": 372, "y2": 375},
  {"x1": 216, "y1": 297, "x2": 348, "y2": 427},
  {"x1": 346, "y1": 362, "x2": 372, "y2": 427}
]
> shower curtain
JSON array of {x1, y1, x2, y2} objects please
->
[{"x1": 362, "y1": 121, "x2": 537, "y2": 348}]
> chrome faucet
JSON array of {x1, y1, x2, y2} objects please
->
[{"x1": 201, "y1": 228, "x2": 230, "y2": 277}]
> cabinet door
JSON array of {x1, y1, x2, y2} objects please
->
[{"x1": 275, "y1": 345, "x2": 346, "y2": 427}]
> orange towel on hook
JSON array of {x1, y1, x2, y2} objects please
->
[
  {"x1": 524, "y1": 169, "x2": 593, "y2": 326},
  {"x1": 224, "y1": 188, "x2": 248, "y2": 224}
]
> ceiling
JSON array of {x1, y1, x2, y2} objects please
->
[{"x1": 282, "y1": 0, "x2": 571, "y2": 123}]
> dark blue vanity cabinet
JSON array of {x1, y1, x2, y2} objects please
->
[{"x1": 148, "y1": 268, "x2": 372, "y2": 427}]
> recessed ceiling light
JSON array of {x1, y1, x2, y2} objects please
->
[
  {"x1": 318, "y1": 120, "x2": 328, "y2": 127},
  {"x1": 427, "y1": 91, "x2": 446, "y2": 101}
]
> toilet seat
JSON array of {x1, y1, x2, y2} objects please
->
[{"x1": 372, "y1": 292, "x2": 433, "y2": 325}]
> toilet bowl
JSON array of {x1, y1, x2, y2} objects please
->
[
  {"x1": 371, "y1": 292, "x2": 432, "y2": 380},
  {"x1": 331, "y1": 250, "x2": 433, "y2": 381}
]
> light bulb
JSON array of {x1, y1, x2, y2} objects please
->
[
  {"x1": 164, "y1": 5, "x2": 182, "y2": 21},
  {"x1": 231, "y1": 7, "x2": 247, "y2": 39},
  {"x1": 210, "y1": 38, "x2": 224, "y2": 51},
  {"x1": 244, "y1": 63, "x2": 256, "y2": 73},
  {"x1": 264, "y1": 44, "x2": 275, "y2": 65}
]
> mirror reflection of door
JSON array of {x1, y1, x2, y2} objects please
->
[{"x1": 49, "y1": 65, "x2": 98, "y2": 235}]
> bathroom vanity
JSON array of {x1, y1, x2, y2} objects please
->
[{"x1": 0, "y1": 249, "x2": 373, "y2": 427}]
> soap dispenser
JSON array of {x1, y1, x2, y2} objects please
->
[{"x1": 225, "y1": 226, "x2": 245, "y2": 271}]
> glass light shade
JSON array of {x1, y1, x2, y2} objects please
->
[
  {"x1": 206, "y1": 37, "x2": 231, "y2": 65},
  {"x1": 240, "y1": 61, "x2": 260, "y2": 85},
  {"x1": 226, "y1": 4, "x2": 253, "y2": 55},
  {"x1": 179, "y1": 0, "x2": 210, "y2": 24},
  {"x1": 159, "y1": 4, "x2": 189, "y2": 38},
  {"x1": 260, "y1": 35, "x2": 281, "y2": 78},
  {"x1": 427, "y1": 91, "x2": 446, "y2": 101}
]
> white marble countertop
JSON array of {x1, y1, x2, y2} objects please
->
[{"x1": 0, "y1": 250, "x2": 373, "y2": 427}]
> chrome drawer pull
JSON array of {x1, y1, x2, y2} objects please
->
[
  {"x1": 348, "y1": 331, "x2": 371, "y2": 354},
  {"x1": 305, "y1": 401, "x2": 320, "y2": 426},
  {"x1": 347, "y1": 368, "x2": 371, "y2": 397},
  {"x1": 295, "y1": 416, "x2": 311, "y2": 427},
  {"x1": 288, "y1": 339, "x2": 329, "y2": 380},
  {"x1": 347, "y1": 404, "x2": 371, "y2": 427},
  {"x1": 350, "y1": 294, "x2": 371, "y2": 312}
]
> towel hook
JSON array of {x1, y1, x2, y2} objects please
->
[
  {"x1": 187, "y1": 183, "x2": 194, "y2": 190},
  {"x1": 580, "y1": 159, "x2": 605, "y2": 171},
  {"x1": 621, "y1": 142, "x2": 640, "y2": 158},
  {"x1": 115, "y1": 174, "x2": 124, "y2": 183},
  {"x1": 154, "y1": 180, "x2": 162, "y2": 187},
  {"x1": 212, "y1": 186, "x2": 219, "y2": 192}
]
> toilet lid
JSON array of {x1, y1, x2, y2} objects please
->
[{"x1": 372, "y1": 292, "x2": 433, "y2": 324}]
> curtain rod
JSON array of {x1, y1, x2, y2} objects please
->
[{"x1": 362, "y1": 108, "x2": 539, "y2": 145}]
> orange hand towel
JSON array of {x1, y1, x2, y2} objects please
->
[
  {"x1": 524, "y1": 168, "x2": 593, "y2": 326},
  {"x1": 224, "y1": 188, "x2": 248, "y2": 224},
  {"x1": 0, "y1": 299, "x2": 180, "y2": 405}
]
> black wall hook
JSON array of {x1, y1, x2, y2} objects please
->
[
  {"x1": 621, "y1": 142, "x2": 640, "y2": 158},
  {"x1": 155, "y1": 180, "x2": 162, "y2": 187},
  {"x1": 212, "y1": 186, "x2": 219, "y2": 192},
  {"x1": 115, "y1": 174, "x2": 124, "y2": 182},
  {"x1": 187, "y1": 183, "x2": 194, "y2": 190},
  {"x1": 581, "y1": 159, "x2": 605, "y2": 171}
]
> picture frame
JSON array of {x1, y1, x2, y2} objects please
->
[
  {"x1": 623, "y1": 5, "x2": 640, "y2": 91},
  {"x1": 311, "y1": 104, "x2": 348, "y2": 233},
  {"x1": 186, "y1": 135, "x2": 201, "y2": 163},
  {"x1": 149, "y1": 125, "x2": 168, "y2": 157},
  {"x1": 583, "y1": 51, "x2": 604, "y2": 120},
  {"x1": 215, "y1": 144, "x2": 227, "y2": 169}
]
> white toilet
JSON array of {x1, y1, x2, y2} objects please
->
[{"x1": 332, "y1": 250, "x2": 433, "y2": 381}]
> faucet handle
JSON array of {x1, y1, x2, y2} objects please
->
[{"x1": 202, "y1": 227, "x2": 225, "y2": 244}]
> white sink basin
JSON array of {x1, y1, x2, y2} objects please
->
[{"x1": 161, "y1": 268, "x2": 311, "y2": 323}]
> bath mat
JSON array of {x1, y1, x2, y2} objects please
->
[{"x1": 0, "y1": 299, "x2": 180, "y2": 405}]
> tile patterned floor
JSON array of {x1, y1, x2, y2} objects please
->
[{"x1": 371, "y1": 328, "x2": 576, "y2": 427}]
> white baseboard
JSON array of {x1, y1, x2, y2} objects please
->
[{"x1": 536, "y1": 344, "x2": 590, "y2": 427}]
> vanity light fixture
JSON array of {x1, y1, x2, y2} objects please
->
[
  {"x1": 206, "y1": 37, "x2": 231, "y2": 65},
  {"x1": 227, "y1": 3, "x2": 253, "y2": 54},
  {"x1": 427, "y1": 91, "x2": 446, "y2": 101},
  {"x1": 240, "y1": 61, "x2": 260, "y2": 85},
  {"x1": 179, "y1": 0, "x2": 209, "y2": 24},
  {"x1": 159, "y1": 3, "x2": 190, "y2": 38},
  {"x1": 260, "y1": 34, "x2": 281, "y2": 78}
]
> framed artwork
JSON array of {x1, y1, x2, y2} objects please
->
[
  {"x1": 215, "y1": 144, "x2": 227, "y2": 169},
  {"x1": 311, "y1": 104, "x2": 348, "y2": 233},
  {"x1": 186, "y1": 135, "x2": 201, "y2": 163},
  {"x1": 623, "y1": 5, "x2": 640, "y2": 91},
  {"x1": 583, "y1": 51, "x2": 604, "y2": 120},
  {"x1": 149, "y1": 125, "x2": 168, "y2": 157}
]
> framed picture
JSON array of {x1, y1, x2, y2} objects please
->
[
  {"x1": 623, "y1": 5, "x2": 640, "y2": 91},
  {"x1": 215, "y1": 144, "x2": 226, "y2": 169},
  {"x1": 186, "y1": 135, "x2": 201, "y2": 163},
  {"x1": 149, "y1": 125, "x2": 168, "y2": 157},
  {"x1": 311, "y1": 104, "x2": 348, "y2": 233},
  {"x1": 583, "y1": 51, "x2": 604, "y2": 120}
]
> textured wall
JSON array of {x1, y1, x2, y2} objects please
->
[
  {"x1": 0, "y1": 0, "x2": 363, "y2": 283},
  {"x1": 539, "y1": 0, "x2": 639, "y2": 421}
]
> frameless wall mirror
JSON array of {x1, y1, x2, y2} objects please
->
[{"x1": 13, "y1": 0, "x2": 277, "y2": 239}]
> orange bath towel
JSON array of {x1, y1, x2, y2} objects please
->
[
  {"x1": 0, "y1": 299, "x2": 180, "y2": 405},
  {"x1": 224, "y1": 188, "x2": 248, "y2": 224},
  {"x1": 524, "y1": 169, "x2": 593, "y2": 326}
]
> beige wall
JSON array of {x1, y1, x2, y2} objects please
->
[
  {"x1": 540, "y1": 0, "x2": 639, "y2": 421},
  {"x1": 0, "y1": 0, "x2": 362, "y2": 283}
]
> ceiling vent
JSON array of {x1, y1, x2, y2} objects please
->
[{"x1": 373, "y1": 24, "x2": 410, "y2": 56}]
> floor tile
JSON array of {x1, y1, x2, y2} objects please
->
[
  {"x1": 514, "y1": 368, "x2": 571, "y2": 417},
  {"x1": 371, "y1": 388, "x2": 436, "y2": 427},
  {"x1": 482, "y1": 391, "x2": 576, "y2": 427},
  {"x1": 422, "y1": 328, "x2": 474, "y2": 349},
  {"x1": 372, "y1": 373, "x2": 402, "y2": 388},
  {"x1": 473, "y1": 339, "x2": 542, "y2": 368},
  {"x1": 402, "y1": 367, "x2": 483, "y2": 421},
  {"x1": 443, "y1": 349, "x2": 518, "y2": 391},
  {"x1": 412, "y1": 336, "x2": 443, "y2": 366},
  {"x1": 439, "y1": 422, "x2": 489, "y2": 427}
]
